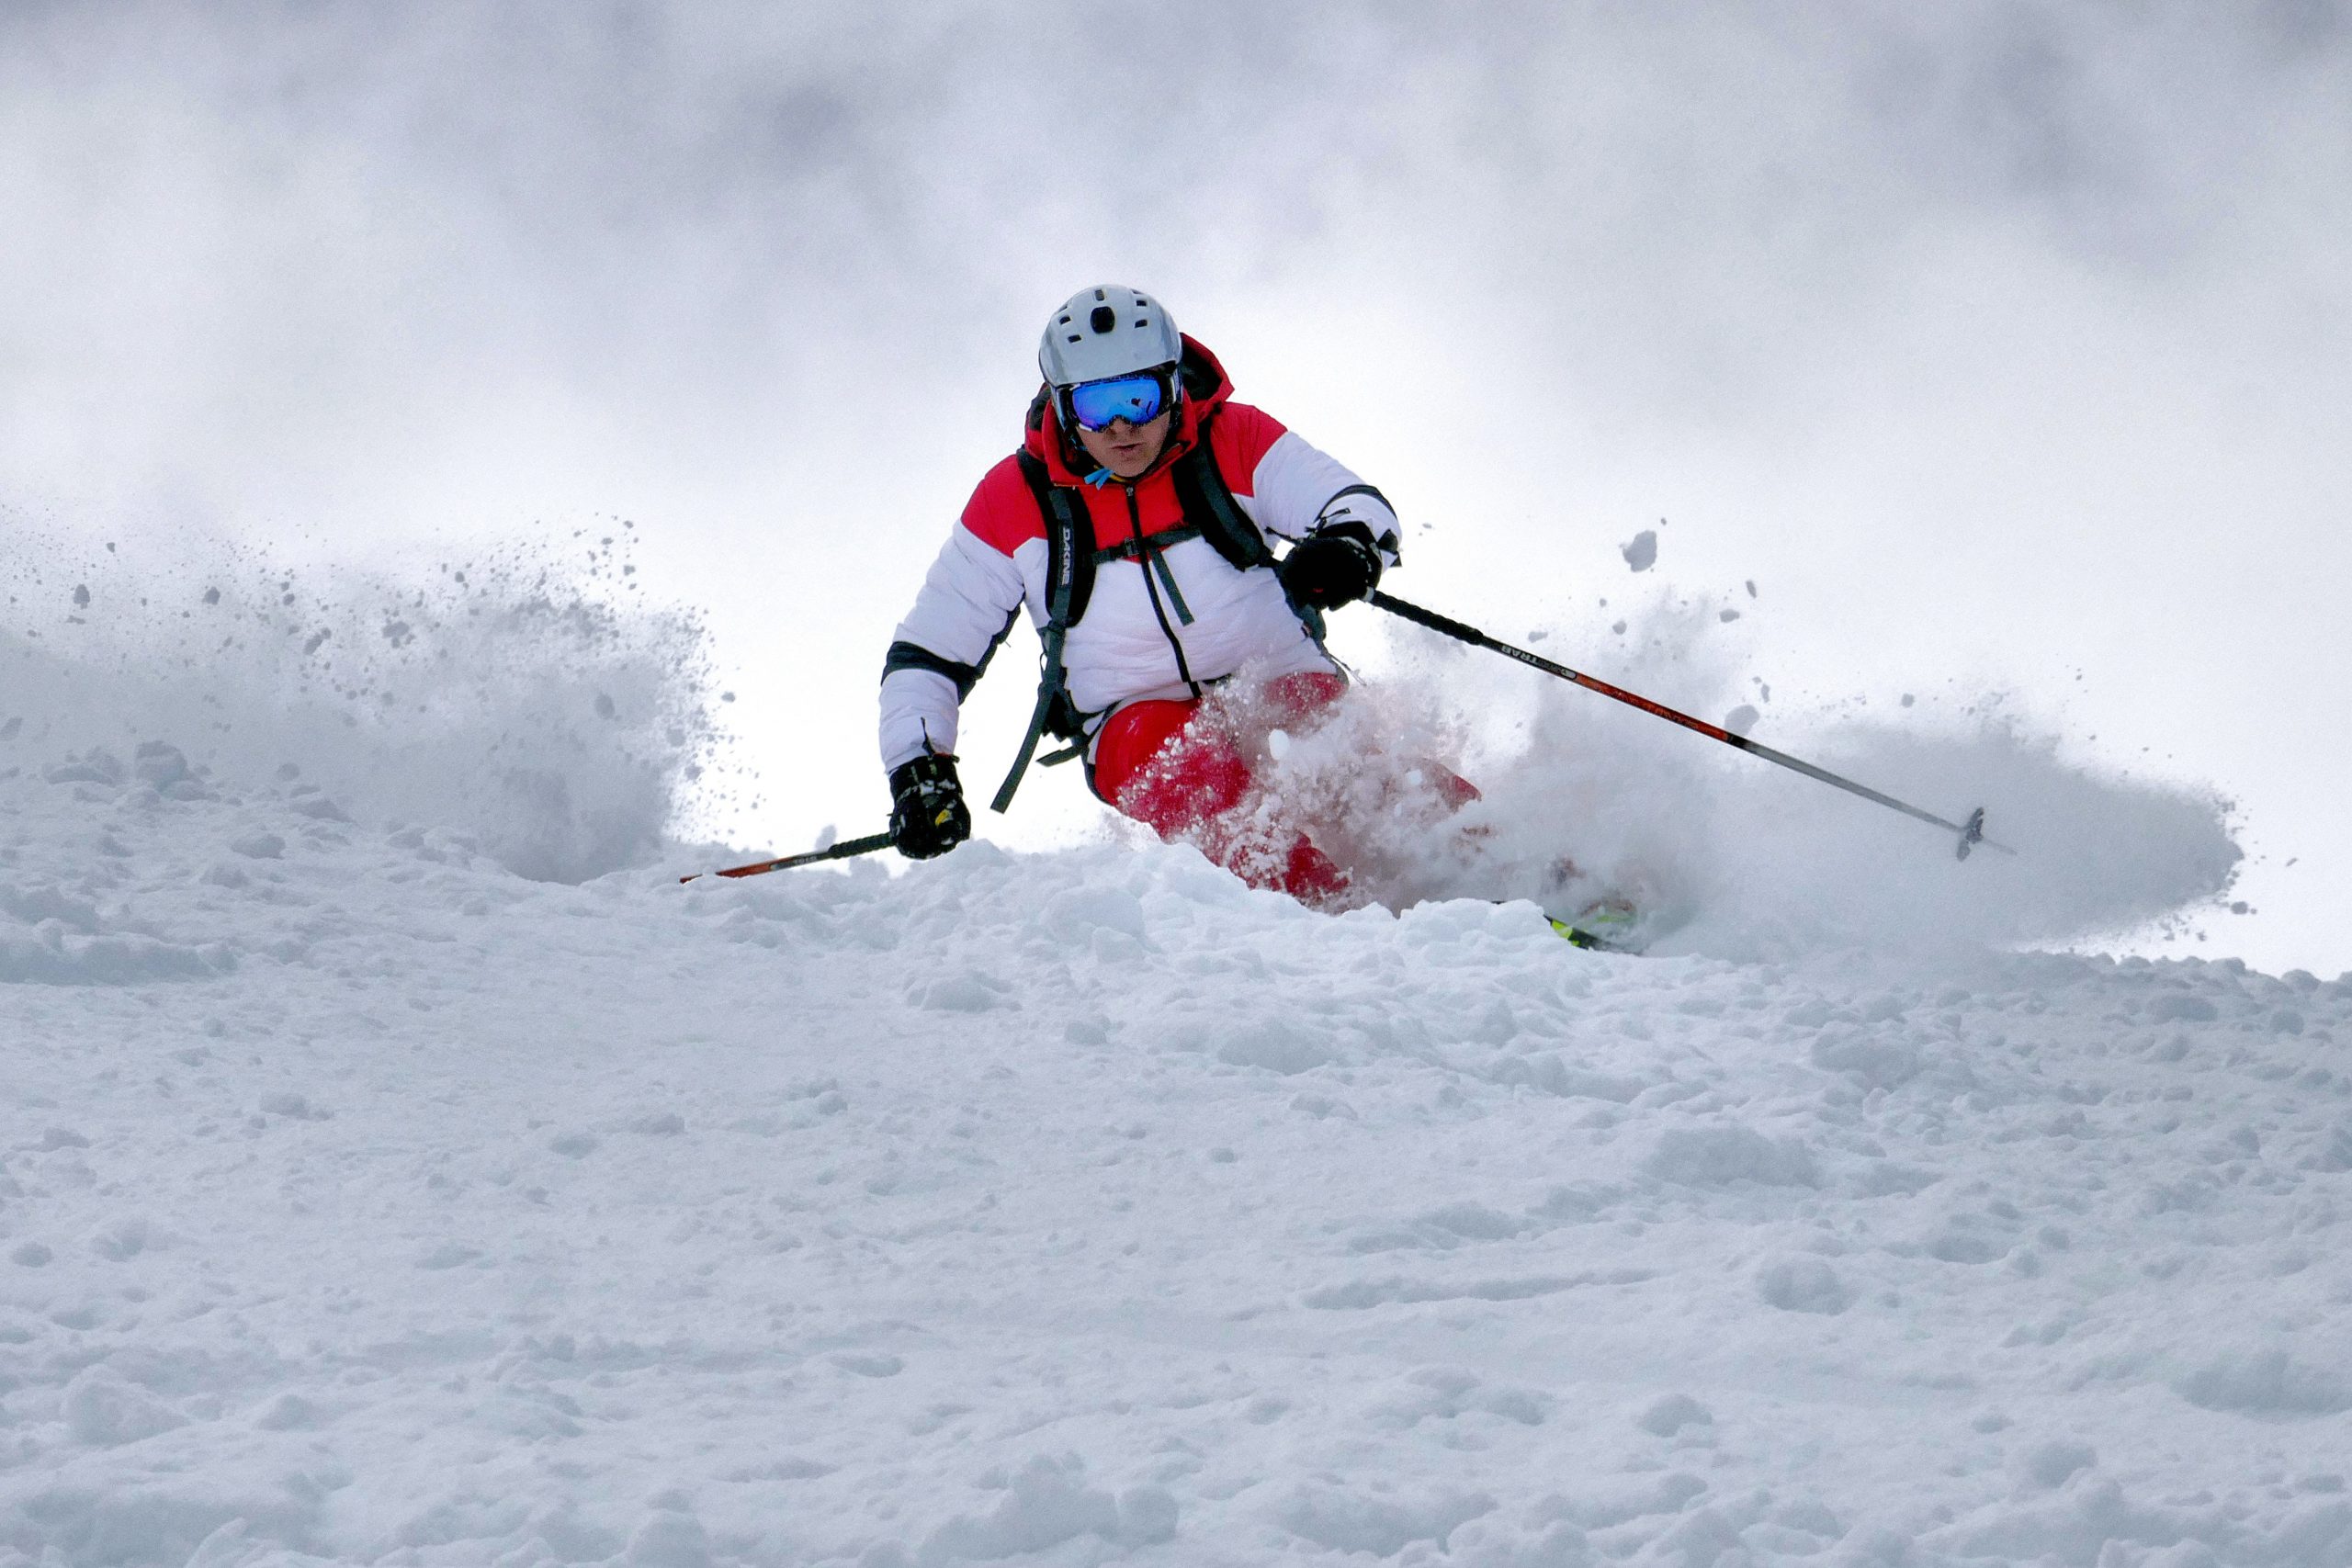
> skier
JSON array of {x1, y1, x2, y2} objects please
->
[{"x1": 878, "y1": 284, "x2": 1469, "y2": 903}]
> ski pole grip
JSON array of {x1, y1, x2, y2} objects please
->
[{"x1": 1370, "y1": 592, "x2": 1487, "y2": 648}]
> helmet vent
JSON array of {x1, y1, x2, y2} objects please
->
[{"x1": 1039, "y1": 285, "x2": 1181, "y2": 390}]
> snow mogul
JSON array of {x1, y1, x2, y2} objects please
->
[{"x1": 878, "y1": 283, "x2": 1471, "y2": 905}]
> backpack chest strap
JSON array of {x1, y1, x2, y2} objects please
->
[{"x1": 1093, "y1": 520, "x2": 1204, "y2": 564}]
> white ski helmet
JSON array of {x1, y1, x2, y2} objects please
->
[{"x1": 1037, "y1": 285, "x2": 1182, "y2": 389}]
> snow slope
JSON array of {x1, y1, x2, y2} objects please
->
[
  {"x1": 1, "y1": 541, "x2": 2339, "y2": 1566},
  {"x1": 6, "y1": 736, "x2": 2350, "y2": 1567}
]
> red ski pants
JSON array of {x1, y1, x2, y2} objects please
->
[
  {"x1": 1090, "y1": 671, "x2": 1479, "y2": 904},
  {"x1": 1091, "y1": 671, "x2": 1350, "y2": 900}
]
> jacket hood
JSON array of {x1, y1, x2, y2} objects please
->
[{"x1": 1024, "y1": 333, "x2": 1234, "y2": 484}]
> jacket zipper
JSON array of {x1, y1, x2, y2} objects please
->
[{"x1": 1126, "y1": 483, "x2": 1201, "y2": 695}]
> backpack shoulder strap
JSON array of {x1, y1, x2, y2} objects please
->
[
  {"x1": 1170, "y1": 410, "x2": 1274, "y2": 573},
  {"x1": 1013, "y1": 451, "x2": 1093, "y2": 626},
  {"x1": 991, "y1": 454, "x2": 1091, "y2": 813}
]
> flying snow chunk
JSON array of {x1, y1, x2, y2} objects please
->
[
  {"x1": 1621, "y1": 530, "x2": 1658, "y2": 572},
  {"x1": 1723, "y1": 705, "x2": 1759, "y2": 737}
]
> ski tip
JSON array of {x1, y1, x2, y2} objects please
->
[{"x1": 1549, "y1": 917, "x2": 1633, "y2": 953}]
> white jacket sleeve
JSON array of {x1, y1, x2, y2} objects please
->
[
  {"x1": 1242, "y1": 429, "x2": 1403, "y2": 567},
  {"x1": 879, "y1": 522, "x2": 1031, "y2": 774}
]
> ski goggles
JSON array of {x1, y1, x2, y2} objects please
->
[{"x1": 1065, "y1": 371, "x2": 1169, "y2": 432}]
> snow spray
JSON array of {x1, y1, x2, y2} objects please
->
[
  {"x1": 0, "y1": 523, "x2": 735, "y2": 882},
  {"x1": 1238, "y1": 589, "x2": 2241, "y2": 961}
]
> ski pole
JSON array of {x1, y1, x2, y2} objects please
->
[
  {"x1": 1370, "y1": 591, "x2": 2012, "y2": 860},
  {"x1": 678, "y1": 831, "x2": 896, "y2": 885}
]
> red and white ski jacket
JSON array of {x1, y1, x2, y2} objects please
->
[{"x1": 879, "y1": 337, "x2": 1401, "y2": 776}]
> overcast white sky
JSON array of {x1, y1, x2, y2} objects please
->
[{"x1": 6, "y1": 3, "x2": 2348, "y2": 972}]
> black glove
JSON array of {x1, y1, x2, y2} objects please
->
[
  {"x1": 888, "y1": 752, "x2": 970, "y2": 860},
  {"x1": 1278, "y1": 522, "x2": 1384, "y2": 609}
]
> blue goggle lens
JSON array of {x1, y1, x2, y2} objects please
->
[{"x1": 1068, "y1": 374, "x2": 1166, "y2": 431}]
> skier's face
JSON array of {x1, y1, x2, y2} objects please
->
[{"x1": 1074, "y1": 409, "x2": 1172, "y2": 480}]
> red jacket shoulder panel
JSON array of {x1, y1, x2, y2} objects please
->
[
  {"x1": 1207, "y1": 401, "x2": 1289, "y2": 493},
  {"x1": 960, "y1": 454, "x2": 1047, "y2": 558}
]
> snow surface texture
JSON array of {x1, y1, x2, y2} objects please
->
[
  {"x1": 5, "y1": 814, "x2": 2349, "y2": 1567},
  {"x1": 6, "y1": 547, "x2": 2339, "y2": 1568}
]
